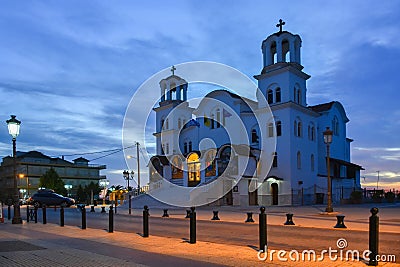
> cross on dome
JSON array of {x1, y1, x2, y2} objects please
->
[
  {"x1": 171, "y1": 65, "x2": 176, "y2": 75},
  {"x1": 276, "y1": 19, "x2": 285, "y2": 33}
]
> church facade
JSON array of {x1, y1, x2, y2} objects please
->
[{"x1": 148, "y1": 23, "x2": 362, "y2": 207}]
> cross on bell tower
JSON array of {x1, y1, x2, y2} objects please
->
[
  {"x1": 170, "y1": 65, "x2": 176, "y2": 75},
  {"x1": 276, "y1": 19, "x2": 285, "y2": 33}
]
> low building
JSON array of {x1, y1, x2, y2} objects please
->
[{"x1": 0, "y1": 151, "x2": 106, "y2": 200}]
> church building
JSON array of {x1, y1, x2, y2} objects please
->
[{"x1": 148, "y1": 21, "x2": 362, "y2": 207}]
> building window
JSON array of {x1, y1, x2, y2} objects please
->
[
  {"x1": 275, "y1": 88, "x2": 281, "y2": 103},
  {"x1": 311, "y1": 126, "x2": 315, "y2": 141},
  {"x1": 252, "y1": 129, "x2": 259, "y2": 143},
  {"x1": 205, "y1": 150, "x2": 217, "y2": 177},
  {"x1": 311, "y1": 154, "x2": 315, "y2": 171},
  {"x1": 272, "y1": 152, "x2": 278, "y2": 168},
  {"x1": 297, "y1": 89, "x2": 301, "y2": 104},
  {"x1": 276, "y1": 121, "x2": 282, "y2": 136},
  {"x1": 165, "y1": 119, "x2": 169, "y2": 129},
  {"x1": 216, "y1": 109, "x2": 221, "y2": 128},
  {"x1": 166, "y1": 143, "x2": 169, "y2": 154},
  {"x1": 297, "y1": 121, "x2": 302, "y2": 137},
  {"x1": 162, "y1": 144, "x2": 165, "y2": 155},
  {"x1": 267, "y1": 90, "x2": 273, "y2": 104},
  {"x1": 332, "y1": 116, "x2": 339, "y2": 135},
  {"x1": 297, "y1": 151, "x2": 301, "y2": 169},
  {"x1": 268, "y1": 123, "x2": 274, "y2": 137},
  {"x1": 188, "y1": 141, "x2": 192, "y2": 152},
  {"x1": 187, "y1": 153, "x2": 201, "y2": 186},
  {"x1": 294, "y1": 121, "x2": 297, "y2": 136}
]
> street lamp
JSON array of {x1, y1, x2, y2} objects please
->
[
  {"x1": 123, "y1": 170, "x2": 134, "y2": 214},
  {"x1": 99, "y1": 179, "x2": 109, "y2": 205},
  {"x1": 6, "y1": 115, "x2": 22, "y2": 224},
  {"x1": 64, "y1": 184, "x2": 72, "y2": 197},
  {"x1": 323, "y1": 127, "x2": 333, "y2": 213}
]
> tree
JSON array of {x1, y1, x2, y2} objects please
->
[
  {"x1": 76, "y1": 185, "x2": 85, "y2": 203},
  {"x1": 39, "y1": 168, "x2": 67, "y2": 195}
]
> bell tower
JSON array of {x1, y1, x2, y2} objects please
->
[
  {"x1": 255, "y1": 19, "x2": 310, "y2": 107},
  {"x1": 153, "y1": 66, "x2": 194, "y2": 156}
]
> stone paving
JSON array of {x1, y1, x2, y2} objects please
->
[{"x1": 0, "y1": 203, "x2": 399, "y2": 266}]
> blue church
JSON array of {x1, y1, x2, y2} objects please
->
[{"x1": 148, "y1": 22, "x2": 362, "y2": 207}]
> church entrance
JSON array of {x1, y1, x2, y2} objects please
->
[
  {"x1": 187, "y1": 153, "x2": 200, "y2": 187},
  {"x1": 248, "y1": 180, "x2": 258, "y2": 205},
  {"x1": 271, "y1": 183, "x2": 278, "y2": 205}
]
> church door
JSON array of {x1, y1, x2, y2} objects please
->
[
  {"x1": 248, "y1": 180, "x2": 258, "y2": 205},
  {"x1": 271, "y1": 183, "x2": 278, "y2": 205}
]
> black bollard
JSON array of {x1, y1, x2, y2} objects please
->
[
  {"x1": 60, "y1": 206, "x2": 64, "y2": 227},
  {"x1": 334, "y1": 215, "x2": 347, "y2": 228},
  {"x1": 162, "y1": 209, "x2": 169, "y2": 218},
  {"x1": 189, "y1": 207, "x2": 196, "y2": 244},
  {"x1": 128, "y1": 195, "x2": 132, "y2": 215},
  {"x1": 81, "y1": 207, "x2": 86, "y2": 229},
  {"x1": 143, "y1": 205, "x2": 149, "y2": 237},
  {"x1": 7, "y1": 205, "x2": 11, "y2": 220},
  {"x1": 284, "y1": 213, "x2": 295, "y2": 225},
  {"x1": 114, "y1": 203, "x2": 117, "y2": 214},
  {"x1": 211, "y1": 210, "x2": 220, "y2": 220},
  {"x1": 245, "y1": 212, "x2": 254, "y2": 223},
  {"x1": 101, "y1": 206, "x2": 106, "y2": 213},
  {"x1": 34, "y1": 207, "x2": 38, "y2": 223},
  {"x1": 42, "y1": 205, "x2": 47, "y2": 224},
  {"x1": 369, "y1": 207, "x2": 379, "y2": 266},
  {"x1": 185, "y1": 209, "x2": 191, "y2": 218},
  {"x1": 108, "y1": 206, "x2": 114, "y2": 233},
  {"x1": 259, "y1": 206, "x2": 267, "y2": 252},
  {"x1": 90, "y1": 205, "x2": 95, "y2": 212},
  {"x1": 26, "y1": 206, "x2": 29, "y2": 223}
]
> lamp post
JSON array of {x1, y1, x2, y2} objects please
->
[
  {"x1": 123, "y1": 170, "x2": 134, "y2": 214},
  {"x1": 64, "y1": 184, "x2": 72, "y2": 197},
  {"x1": 6, "y1": 115, "x2": 22, "y2": 224},
  {"x1": 323, "y1": 127, "x2": 333, "y2": 213}
]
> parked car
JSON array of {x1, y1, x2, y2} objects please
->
[{"x1": 28, "y1": 189, "x2": 75, "y2": 208}]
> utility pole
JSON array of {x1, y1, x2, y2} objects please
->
[
  {"x1": 136, "y1": 142, "x2": 141, "y2": 193},
  {"x1": 376, "y1": 171, "x2": 380, "y2": 190}
]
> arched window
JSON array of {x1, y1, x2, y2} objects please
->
[
  {"x1": 297, "y1": 151, "x2": 301, "y2": 169},
  {"x1": 178, "y1": 118, "x2": 182, "y2": 129},
  {"x1": 216, "y1": 109, "x2": 221, "y2": 128},
  {"x1": 297, "y1": 89, "x2": 301, "y2": 104},
  {"x1": 311, "y1": 154, "x2": 315, "y2": 171},
  {"x1": 166, "y1": 143, "x2": 169, "y2": 154},
  {"x1": 276, "y1": 121, "x2": 282, "y2": 136},
  {"x1": 311, "y1": 126, "x2": 315, "y2": 141},
  {"x1": 188, "y1": 141, "x2": 192, "y2": 152},
  {"x1": 165, "y1": 119, "x2": 169, "y2": 129},
  {"x1": 171, "y1": 156, "x2": 183, "y2": 179},
  {"x1": 275, "y1": 88, "x2": 281, "y2": 103},
  {"x1": 267, "y1": 90, "x2": 273, "y2": 104},
  {"x1": 272, "y1": 152, "x2": 278, "y2": 168},
  {"x1": 162, "y1": 144, "x2": 165, "y2": 155},
  {"x1": 205, "y1": 150, "x2": 217, "y2": 177},
  {"x1": 297, "y1": 121, "x2": 302, "y2": 137},
  {"x1": 294, "y1": 121, "x2": 297, "y2": 136},
  {"x1": 332, "y1": 116, "x2": 339, "y2": 135},
  {"x1": 268, "y1": 123, "x2": 274, "y2": 137},
  {"x1": 251, "y1": 129, "x2": 259, "y2": 143},
  {"x1": 218, "y1": 146, "x2": 232, "y2": 175},
  {"x1": 187, "y1": 153, "x2": 200, "y2": 186}
]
